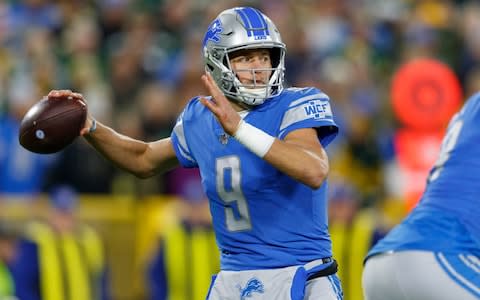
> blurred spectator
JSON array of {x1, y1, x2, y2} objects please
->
[
  {"x1": 328, "y1": 179, "x2": 359, "y2": 226},
  {"x1": 146, "y1": 168, "x2": 219, "y2": 300},
  {"x1": 0, "y1": 221, "x2": 18, "y2": 299},
  {"x1": 0, "y1": 74, "x2": 56, "y2": 196},
  {"x1": 10, "y1": 185, "x2": 110, "y2": 300},
  {"x1": 42, "y1": 139, "x2": 117, "y2": 194},
  {"x1": 0, "y1": 0, "x2": 474, "y2": 202},
  {"x1": 62, "y1": 11, "x2": 113, "y2": 124},
  {"x1": 138, "y1": 82, "x2": 176, "y2": 141}
]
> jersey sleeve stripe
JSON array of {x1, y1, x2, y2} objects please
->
[
  {"x1": 280, "y1": 99, "x2": 334, "y2": 132},
  {"x1": 173, "y1": 119, "x2": 188, "y2": 150},
  {"x1": 170, "y1": 134, "x2": 197, "y2": 168},
  {"x1": 288, "y1": 93, "x2": 329, "y2": 108},
  {"x1": 172, "y1": 119, "x2": 196, "y2": 164},
  {"x1": 177, "y1": 144, "x2": 196, "y2": 164}
]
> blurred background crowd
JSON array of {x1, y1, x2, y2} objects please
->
[{"x1": 0, "y1": 0, "x2": 478, "y2": 299}]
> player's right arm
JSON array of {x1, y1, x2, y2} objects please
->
[
  {"x1": 48, "y1": 90, "x2": 180, "y2": 178},
  {"x1": 83, "y1": 118, "x2": 179, "y2": 178}
]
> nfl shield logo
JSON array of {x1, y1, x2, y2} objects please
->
[{"x1": 219, "y1": 133, "x2": 229, "y2": 145}]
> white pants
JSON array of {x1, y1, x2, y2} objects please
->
[
  {"x1": 363, "y1": 250, "x2": 480, "y2": 300},
  {"x1": 207, "y1": 259, "x2": 343, "y2": 300}
]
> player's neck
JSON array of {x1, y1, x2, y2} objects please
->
[{"x1": 230, "y1": 99, "x2": 250, "y2": 112}]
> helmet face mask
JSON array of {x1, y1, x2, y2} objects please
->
[{"x1": 203, "y1": 7, "x2": 286, "y2": 106}]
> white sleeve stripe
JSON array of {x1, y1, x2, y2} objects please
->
[
  {"x1": 288, "y1": 93, "x2": 329, "y2": 108},
  {"x1": 173, "y1": 120, "x2": 187, "y2": 149},
  {"x1": 178, "y1": 145, "x2": 196, "y2": 163},
  {"x1": 280, "y1": 100, "x2": 333, "y2": 132},
  {"x1": 173, "y1": 119, "x2": 196, "y2": 163},
  {"x1": 280, "y1": 107, "x2": 306, "y2": 132}
]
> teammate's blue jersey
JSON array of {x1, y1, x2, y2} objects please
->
[
  {"x1": 368, "y1": 93, "x2": 480, "y2": 258},
  {"x1": 171, "y1": 87, "x2": 338, "y2": 270}
]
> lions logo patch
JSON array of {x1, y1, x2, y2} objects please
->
[
  {"x1": 237, "y1": 278, "x2": 264, "y2": 300},
  {"x1": 203, "y1": 19, "x2": 223, "y2": 47}
]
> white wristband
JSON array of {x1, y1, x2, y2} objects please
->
[{"x1": 233, "y1": 120, "x2": 275, "y2": 157}]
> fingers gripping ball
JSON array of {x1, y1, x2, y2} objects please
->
[{"x1": 18, "y1": 95, "x2": 87, "y2": 154}]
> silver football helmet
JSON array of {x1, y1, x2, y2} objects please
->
[{"x1": 202, "y1": 7, "x2": 286, "y2": 106}]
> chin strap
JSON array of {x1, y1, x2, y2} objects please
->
[{"x1": 238, "y1": 86, "x2": 269, "y2": 105}]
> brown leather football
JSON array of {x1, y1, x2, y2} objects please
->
[{"x1": 18, "y1": 96, "x2": 87, "y2": 154}]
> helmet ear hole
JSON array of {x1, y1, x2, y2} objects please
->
[
  {"x1": 222, "y1": 56, "x2": 230, "y2": 68},
  {"x1": 269, "y1": 48, "x2": 281, "y2": 69}
]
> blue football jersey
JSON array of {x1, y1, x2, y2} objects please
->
[
  {"x1": 368, "y1": 92, "x2": 480, "y2": 258},
  {"x1": 171, "y1": 87, "x2": 339, "y2": 270}
]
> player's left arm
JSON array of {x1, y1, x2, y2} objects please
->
[
  {"x1": 265, "y1": 128, "x2": 328, "y2": 189},
  {"x1": 200, "y1": 73, "x2": 329, "y2": 189}
]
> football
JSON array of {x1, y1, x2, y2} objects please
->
[{"x1": 18, "y1": 95, "x2": 87, "y2": 154}]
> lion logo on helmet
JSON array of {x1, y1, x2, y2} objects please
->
[{"x1": 203, "y1": 19, "x2": 223, "y2": 47}]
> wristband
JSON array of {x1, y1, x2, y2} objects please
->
[
  {"x1": 233, "y1": 120, "x2": 275, "y2": 157},
  {"x1": 88, "y1": 119, "x2": 97, "y2": 134}
]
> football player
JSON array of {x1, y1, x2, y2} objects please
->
[
  {"x1": 362, "y1": 93, "x2": 480, "y2": 300},
  {"x1": 49, "y1": 7, "x2": 343, "y2": 300}
]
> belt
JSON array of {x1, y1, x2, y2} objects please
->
[
  {"x1": 320, "y1": 257, "x2": 333, "y2": 264},
  {"x1": 306, "y1": 258, "x2": 338, "y2": 281}
]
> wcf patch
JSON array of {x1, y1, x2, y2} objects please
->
[{"x1": 303, "y1": 100, "x2": 332, "y2": 119}]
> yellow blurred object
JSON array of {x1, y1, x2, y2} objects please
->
[
  {"x1": 381, "y1": 196, "x2": 408, "y2": 227},
  {"x1": 135, "y1": 196, "x2": 219, "y2": 300},
  {"x1": 415, "y1": 0, "x2": 450, "y2": 28},
  {"x1": 0, "y1": 258, "x2": 14, "y2": 297},
  {"x1": 331, "y1": 208, "x2": 376, "y2": 300},
  {"x1": 0, "y1": 194, "x2": 402, "y2": 300}
]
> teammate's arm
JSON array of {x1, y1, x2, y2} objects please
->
[
  {"x1": 200, "y1": 74, "x2": 328, "y2": 189},
  {"x1": 48, "y1": 90, "x2": 180, "y2": 178}
]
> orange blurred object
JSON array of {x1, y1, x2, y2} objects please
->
[
  {"x1": 391, "y1": 58, "x2": 462, "y2": 131},
  {"x1": 394, "y1": 129, "x2": 444, "y2": 211}
]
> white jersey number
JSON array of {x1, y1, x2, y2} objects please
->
[
  {"x1": 216, "y1": 156, "x2": 252, "y2": 232},
  {"x1": 428, "y1": 118, "x2": 463, "y2": 182}
]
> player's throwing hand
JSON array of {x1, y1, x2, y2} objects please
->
[{"x1": 47, "y1": 90, "x2": 94, "y2": 136}]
